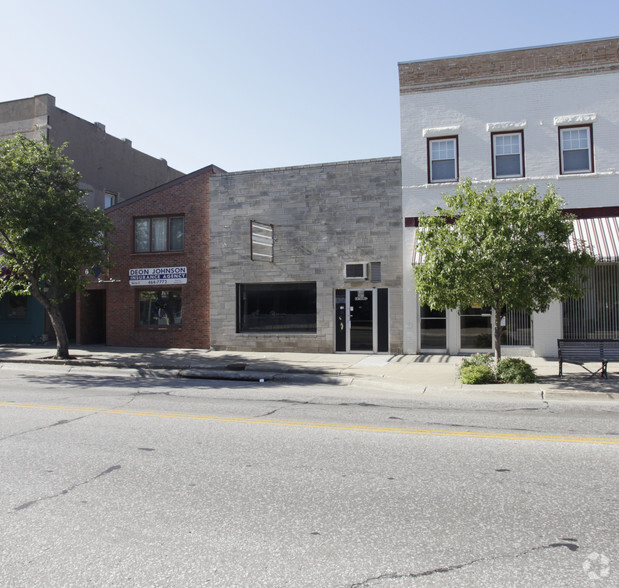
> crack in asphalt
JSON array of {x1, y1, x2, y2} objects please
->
[
  {"x1": 424, "y1": 422, "x2": 539, "y2": 434},
  {"x1": 130, "y1": 389, "x2": 172, "y2": 397},
  {"x1": 257, "y1": 408, "x2": 281, "y2": 418},
  {"x1": 13, "y1": 465, "x2": 122, "y2": 511},
  {"x1": 0, "y1": 413, "x2": 92, "y2": 442},
  {"x1": 349, "y1": 540, "x2": 579, "y2": 586},
  {"x1": 0, "y1": 395, "x2": 139, "y2": 443},
  {"x1": 503, "y1": 404, "x2": 551, "y2": 412},
  {"x1": 253, "y1": 399, "x2": 407, "y2": 418}
]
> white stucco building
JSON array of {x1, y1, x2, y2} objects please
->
[{"x1": 399, "y1": 37, "x2": 619, "y2": 357}]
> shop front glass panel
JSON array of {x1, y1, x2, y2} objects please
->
[
  {"x1": 349, "y1": 290, "x2": 374, "y2": 351},
  {"x1": 460, "y1": 307, "x2": 492, "y2": 349},
  {"x1": 139, "y1": 290, "x2": 182, "y2": 326},
  {"x1": 420, "y1": 305, "x2": 446, "y2": 350}
]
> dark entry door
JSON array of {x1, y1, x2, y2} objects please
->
[
  {"x1": 82, "y1": 290, "x2": 107, "y2": 344},
  {"x1": 349, "y1": 290, "x2": 373, "y2": 351}
]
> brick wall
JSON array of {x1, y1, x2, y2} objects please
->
[
  {"x1": 399, "y1": 37, "x2": 619, "y2": 94},
  {"x1": 78, "y1": 167, "x2": 220, "y2": 349}
]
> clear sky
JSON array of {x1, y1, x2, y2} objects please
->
[{"x1": 2, "y1": 0, "x2": 618, "y2": 174}]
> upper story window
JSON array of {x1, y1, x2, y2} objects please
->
[
  {"x1": 428, "y1": 137, "x2": 458, "y2": 183},
  {"x1": 559, "y1": 125, "x2": 593, "y2": 174},
  {"x1": 492, "y1": 131, "x2": 524, "y2": 178},
  {"x1": 104, "y1": 191, "x2": 118, "y2": 208},
  {"x1": 135, "y1": 216, "x2": 184, "y2": 253}
]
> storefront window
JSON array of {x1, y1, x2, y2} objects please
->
[
  {"x1": 419, "y1": 305, "x2": 446, "y2": 350},
  {"x1": 501, "y1": 309, "x2": 531, "y2": 346},
  {"x1": 564, "y1": 264, "x2": 619, "y2": 339},
  {"x1": 460, "y1": 307, "x2": 492, "y2": 349},
  {"x1": 138, "y1": 290, "x2": 182, "y2": 327},
  {"x1": 237, "y1": 283, "x2": 317, "y2": 333}
]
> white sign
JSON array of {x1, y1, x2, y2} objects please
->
[{"x1": 129, "y1": 267, "x2": 187, "y2": 286}]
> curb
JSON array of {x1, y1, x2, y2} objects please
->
[{"x1": 0, "y1": 358, "x2": 615, "y2": 401}]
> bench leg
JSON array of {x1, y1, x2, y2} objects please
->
[{"x1": 602, "y1": 361, "x2": 608, "y2": 379}]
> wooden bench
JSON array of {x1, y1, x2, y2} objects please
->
[{"x1": 557, "y1": 339, "x2": 619, "y2": 378}]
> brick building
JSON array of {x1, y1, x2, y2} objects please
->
[
  {"x1": 0, "y1": 94, "x2": 184, "y2": 344},
  {"x1": 399, "y1": 37, "x2": 619, "y2": 356},
  {"x1": 77, "y1": 165, "x2": 224, "y2": 348}
]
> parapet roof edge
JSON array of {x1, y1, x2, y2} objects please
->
[
  {"x1": 215, "y1": 155, "x2": 401, "y2": 177},
  {"x1": 397, "y1": 36, "x2": 619, "y2": 66}
]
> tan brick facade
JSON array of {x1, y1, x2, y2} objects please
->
[
  {"x1": 399, "y1": 37, "x2": 619, "y2": 94},
  {"x1": 77, "y1": 166, "x2": 223, "y2": 349}
]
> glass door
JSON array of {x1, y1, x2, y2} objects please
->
[{"x1": 348, "y1": 290, "x2": 374, "y2": 351}]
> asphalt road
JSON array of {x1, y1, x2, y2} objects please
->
[{"x1": 0, "y1": 364, "x2": 617, "y2": 587}]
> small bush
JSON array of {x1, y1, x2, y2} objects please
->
[
  {"x1": 459, "y1": 353, "x2": 493, "y2": 370},
  {"x1": 459, "y1": 364, "x2": 496, "y2": 385},
  {"x1": 496, "y1": 358, "x2": 537, "y2": 383}
]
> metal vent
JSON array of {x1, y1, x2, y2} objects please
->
[
  {"x1": 369, "y1": 262, "x2": 381, "y2": 283},
  {"x1": 250, "y1": 220, "x2": 274, "y2": 262}
]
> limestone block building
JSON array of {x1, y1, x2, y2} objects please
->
[{"x1": 209, "y1": 158, "x2": 403, "y2": 353}]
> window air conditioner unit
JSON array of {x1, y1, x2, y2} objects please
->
[{"x1": 345, "y1": 262, "x2": 368, "y2": 281}]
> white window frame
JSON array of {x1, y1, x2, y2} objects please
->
[
  {"x1": 428, "y1": 137, "x2": 458, "y2": 183},
  {"x1": 559, "y1": 125, "x2": 593, "y2": 174},
  {"x1": 492, "y1": 131, "x2": 524, "y2": 178},
  {"x1": 104, "y1": 191, "x2": 118, "y2": 208}
]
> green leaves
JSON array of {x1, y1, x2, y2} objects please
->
[
  {"x1": 414, "y1": 180, "x2": 596, "y2": 357},
  {"x1": 0, "y1": 134, "x2": 114, "y2": 303}
]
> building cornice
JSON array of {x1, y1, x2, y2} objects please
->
[{"x1": 399, "y1": 37, "x2": 619, "y2": 95}]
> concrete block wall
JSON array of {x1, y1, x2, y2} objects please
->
[
  {"x1": 78, "y1": 167, "x2": 217, "y2": 349},
  {"x1": 209, "y1": 157, "x2": 403, "y2": 353}
]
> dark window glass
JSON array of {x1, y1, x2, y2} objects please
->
[
  {"x1": 138, "y1": 290, "x2": 182, "y2": 327},
  {"x1": 135, "y1": 218, "x2": 150, "y2": 252},
  {"x1": 237, "y1": 283, "x2": 317, "y2": 333},
  {"x1": 563, "y1": 149, "x2": 590, "y2": 172},
  {"x1": 134, "y1": 217, "x2": 185, "y2": 253},
  {"x1": 431, "y1": 159, "x2": 456, "y2": 181},
  {"x1": 7, "y1": 295, "x2": 27, "y2": 318},
  {"x1": 169, "y1": 217, "x2": 185, "y2": 251},
  {"x1": 419, "y1": 305, "x2": 446, "y2": 349},
  {"x1": 460, "y1": 307, "x2": 492, "y2": 349}
]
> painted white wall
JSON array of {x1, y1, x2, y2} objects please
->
[
  {"x1": 532, "y1": 302, "x2": 563, "y2": 358},
  {"x1": 401, "y1": 71, "x2": 619, "y2": 356}
]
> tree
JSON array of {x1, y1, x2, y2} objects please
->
[
  {"x1": 414, "y1": 180, "x2": 595, "y2": 360},
  {"x1": 0, "y1": 134, "x2": 113, "y2": 359}
]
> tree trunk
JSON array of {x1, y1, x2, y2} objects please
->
[
  {"x1": 493, "y1": 307, "x2": 502, "y2": 361},
  {"x1": 47, "y1": 302, "x2": 70, "y2": 360},
  {"x1": 30, "y1": 281, "x2": 71, "y2": 360}
]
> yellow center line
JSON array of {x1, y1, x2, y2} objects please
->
[{"x1": 1, "y1": 401, "x2": 617, "y2": 445}]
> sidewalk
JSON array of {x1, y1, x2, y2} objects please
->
[{"x1": 0, "y1": 344, "x2": 617, "y2": 401}]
